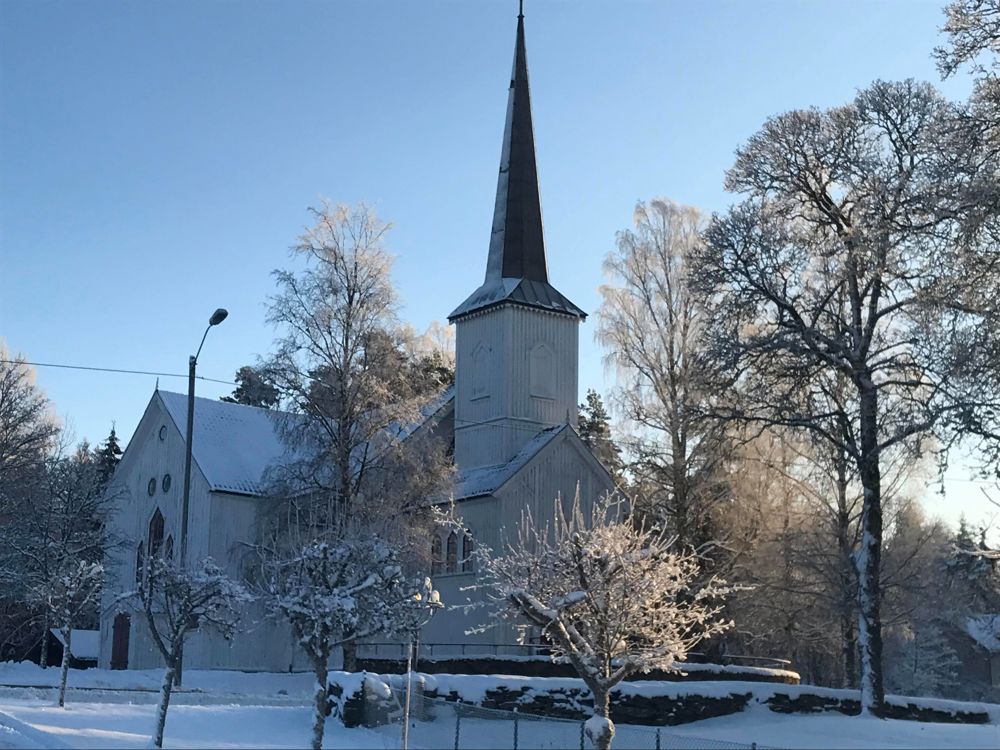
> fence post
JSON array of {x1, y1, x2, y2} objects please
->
[
  {"x1": 579, "y1": 720, "x2": 585, "y2": 750},
  {"x1": 454, "y1": 704, "x2": 461, "y2": 750},
  {"x1": 656, "y1": 727, "x2": 661, "y2": 750},
  {"x1": 513, "y1": 706, "x2": 519, "y2": 750}
]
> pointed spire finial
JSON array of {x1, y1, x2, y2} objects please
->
[{"x1": 519, "y1": 0, "x2": 524, "y2": 19}]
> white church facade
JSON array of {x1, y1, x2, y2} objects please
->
[{"x1": 98, "y1": 9, "x2": 614, "y2": 671}]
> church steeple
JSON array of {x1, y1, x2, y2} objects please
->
[
  {"x1": 449, "y1": 8, "x2": 585, "y2": 322},
  {"x1": 486, "y1": 6, "x2": 546, "y2": 284}
]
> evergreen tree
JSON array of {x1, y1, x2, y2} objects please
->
[
  {"x1": 946, "y1": 517, "x2": 1000, "y2": 613},
  {"x1": 94, "y1": 425, "x2": 123, "y2": 486},
  {"x1": 221, "y1": 366, "x2": 280, "y2": 409},
  {"x1": 577, "y1": 389, "x2": 622, "y2": 478}
]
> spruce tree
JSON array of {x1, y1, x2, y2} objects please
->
[
  {"x1": 578, "y1": 389, "x2": 623, "y2": 478},
  {"x1": 221, "y1": 366, "x2": 280, "y2": 409},
  {"x1": 94, "y1": 425, "x2": 123, "y2": 486}
]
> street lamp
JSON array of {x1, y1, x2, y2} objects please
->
[
  {"x1": 175, "y1": 308, "x2": 227, "y2": 687},
  {"x1": 179, "y1": 308, "x2": 228, "y2": 568}
]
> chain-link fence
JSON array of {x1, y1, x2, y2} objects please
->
[{"x1": 380, "y1": 686, "x2": 774, "y2": 750}]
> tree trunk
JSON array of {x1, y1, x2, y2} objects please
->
[
  {"x1": 39, "y1": 615, "x2": 49, "y2": 668},
  {"x1": 152, "y1": 662, "x2": 176, "y2": 749},
  {"x1": 855, "y1": 385, "x2": 885, "y2": 713},
  {"x1": 57, "y1": 626, "x2": 71, "y2": 707},
  {"x1": 311, "y1": 660, "x2": 329, "y2": 750},
  {"x1": 585, "y1": 687, "x2": 615, "y2": 750},
  {"x1": 342, "y1": 638, "x2": 357, "y2": 672},
  {"x1": 835, "y1": 453, "x2": 857, "y2": 689}
]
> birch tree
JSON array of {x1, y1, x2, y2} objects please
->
[
  {"x1": 265, "y1": 202, "x2": 452, "y2": 539},
  {"x1": 474, "y1": 493, "x2": 730, "y2": 750},
  {"x1": 597, "y1": 200, "x2": 732, "y2": 557},
  {"x1": 125, "y1": 557, "x2": 249, "y2": 749},
  {"x1": 691, "y1": 80, "x2": 1000, "y2": 711},
  {"x1": 266, "y1": 536, "x2": 440, "y2": 750}
]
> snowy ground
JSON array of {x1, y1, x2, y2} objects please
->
[{"x1": 0, "y1": 664, "x2": 997, "y2": 749}]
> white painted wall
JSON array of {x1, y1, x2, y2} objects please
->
[{"x1": 454, "y1": 304, "x2": 580, "y2": 472}]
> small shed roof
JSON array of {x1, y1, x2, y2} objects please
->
[
  {"x1": 967, "y1": 614, "x2": 1000, "y2": 652},
  {"x1": 49, "y1": 629, "x2": 99, "y2": 660}
]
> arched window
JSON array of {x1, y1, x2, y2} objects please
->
[
  {"x1": 529, "y1": 343, "x2": 555, "y2": 399},
  {"x1": 446, "y1": 532, "x2": 458, "y2": 574},
  {"x1": 164, "y1": 535, "x2": 174, "y2": 562},
  {"x1": 148, "y1": 508, "x2": 165, "y2": 558},
  {"x1": 431, "y1": 535, "x2": 443, "y2": 575},
  {"x1": 462, "y1": 533, "x2": 475, "y2": 573},
  {"x1": 135, "y1": 542, "x2": 144, "y2": 585}
]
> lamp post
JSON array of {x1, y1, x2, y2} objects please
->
[
  {"x1": 175, "y1": 307, "x2": 227, "y2": 687},
  {"x1": 179, "y1": 307, "x2": 228, "y2": 568}
]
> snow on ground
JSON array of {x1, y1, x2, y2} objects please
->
[{"x1": 0, "y1": 664, "x2": 997, "y2": 749}]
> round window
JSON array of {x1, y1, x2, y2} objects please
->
[
  {"x1": 159, "y1": 425, "x2": 167, "y2": 441},
  {"x1": 147, "y1": 478, "x2": 156, "y2": 496},
  {"x1": 162, "y1": 474, "x2": 172, "y2": 493}
]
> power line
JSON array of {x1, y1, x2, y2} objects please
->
[{"x1": 0, "y1": 359, "x2": 235, "y2": 387}]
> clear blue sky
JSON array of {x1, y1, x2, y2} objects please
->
[{"x1": 2, "y1": 0, "x2": 995, "y2": 533}]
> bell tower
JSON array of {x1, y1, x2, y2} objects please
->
[{"x1": 449, "y1": 7, "x2": 585, "y2": 473}]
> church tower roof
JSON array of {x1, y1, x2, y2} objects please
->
[{"x1": 449, "y1": 7, "x2": 586, "y2": 322}]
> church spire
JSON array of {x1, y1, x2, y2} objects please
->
[
  {"x1": 485, "y1": 5, "x2": 546, "y2": 283},
  {"x1": 449, "y1": 6, "x2": 585, "y2": 321}
]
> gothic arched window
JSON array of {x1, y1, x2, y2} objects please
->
[
  {"x1": 462, "y1": 533, "x2": 474, "y2": 573},
  {"x1": 135, "y1": 542, "x2": 144, "y2": 585},
  {"x1": 164, "y1": 534, "x2": 174, "y2": 562},
  {"x1": 446, "y1": 532, "x2": 458, "y2": 574},
  {"x1": 431, "y1": 536, "x2": 443, "y2": 575},
  {"x1": 148, "y1": 508, "x2": 164, "y2": 558}
]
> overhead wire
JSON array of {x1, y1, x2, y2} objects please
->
[{"x1": 0, "y1": 359, "x2": 235, "y2": 387}]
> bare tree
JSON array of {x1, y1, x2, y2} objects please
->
[
  {"x1": 691, "y1": 79, "x2": 1000, "y2": 711},
  {"x1": 266, "y1": 536, "x2": 440, "y2": 750},
  {"x1": 597, "y1": 200, "x2": 732, "y2": 557},
  {"x1": 123, "y1": 557, "x2": 250, "y2": 749},
  {"x1": 474, "y1": 492, "x2": 731, "y2": 750}
]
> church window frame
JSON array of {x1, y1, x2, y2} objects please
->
[
  {"x1": 431, "y1": 535, "x2": 443, "y2": 575},
  {"x1": 529, "y1": 342, "x2": 556, "y2": 400},
  {"x1": 445, "y1": 532, "x2": 458, "y2": 574},
  {"x1": 470, "y1": 343, "x2": 491, "y2": 401},
  {"x1": 148, "y1": 508, "x2": 165, "y2": 559},
  {"x1": 462, "y1": 532, "x2": 475, "y2": 573}
]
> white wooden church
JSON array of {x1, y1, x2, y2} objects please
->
[{"x1": 98, "y1": 9, "x2": 614, "y2": 672}]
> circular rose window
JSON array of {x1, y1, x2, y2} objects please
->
[
  {"x1": 147, "y1": 478, "x2": 156, "y2": 496},
  {"x1": 162, "y1": 474, "x2": 172, "y2": 493}
]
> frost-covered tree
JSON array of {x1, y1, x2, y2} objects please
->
[
  {"x1": 474, "y1": 493, "x2": 730, "y2": 750},
  {"x1": 2, "y1": 439, "x2": 118, "y2": 667},
  {"x1": 597, "y1": 199, "x2": 732, "y2": 556},
  {"x1": 266, "y1": 536, "x2": 440, "y2": 750},
  {"x1": 262, "y1": 202, "x2": 453, "y2": 565},
  {"x1": 692, "y1": 79, "x2": 1000, "y2": 712},
  {"x1": 123, "y1": 557, "x2": 249, "y2": 749},
  {"x1": 28, "y1": 560, "x2": 103, "y2": 707}
]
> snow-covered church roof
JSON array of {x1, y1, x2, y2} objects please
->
[
  {"x1": 158, "y1": 390, "x2": 304, "y2": 496},
  {"x1": 156, "y1": 387, "x2": 454, "y2": 498},
  {"x1": 454, "y1": 424, "x2": 568, "y2": 500}
]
